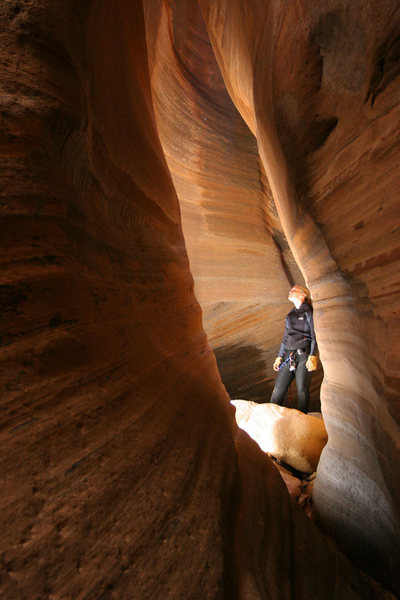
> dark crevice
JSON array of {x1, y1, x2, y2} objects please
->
[
  {"x1": 366, "y1": 28, "x2": 400, "y2": 106},
  {"x1": 213, "y1": 343, "x2": 270, "y2": 403}
]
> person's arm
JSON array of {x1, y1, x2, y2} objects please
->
[
  {"x1": 278, "y1": 316, "x2": 289, "y2": 357},
  {"x1": 305, "y1": 307, "x2": 318, "y2": 371},
  {"x1": 306, "y1": 308, "x2": 318, "y2": 356},
  {"x1": 273, "y1": 316, "x2": 289, "y2": 371}
]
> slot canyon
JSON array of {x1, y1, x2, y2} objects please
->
[{"x1": 1, "y1": 0, "x2": 399, "y2": 598}]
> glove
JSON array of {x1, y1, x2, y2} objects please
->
[
  {"x1": 273, "y1": 356, "x2": 283, "y2": 371},
  {"x1": 306, "y1": 355, "x2": 318, "y2": 371}
]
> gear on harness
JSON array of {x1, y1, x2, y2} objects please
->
[{"x1": 279, "y1": 351, "x2": 296, "y2": 372}]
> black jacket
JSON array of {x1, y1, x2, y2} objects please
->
[{"x1": 278, "y1": 302, "x2": 317, "y2": 357}]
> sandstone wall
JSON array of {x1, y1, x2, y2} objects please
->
[
  {"x1": 144, "y1": 0, "x2": 323, "y2": 407},
  {"x1": 0, "y1": 0, "x2": 398, "y2": 598},
  {"x1": 198, "y1": 0, "x2": 400, "y2": 590}
]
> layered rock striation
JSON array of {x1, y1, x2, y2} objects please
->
[
  {"x1": 197, "y1": 0, "x2": 400, "y2": 591},
  {"x1": 144, "y1": 0, "x2": 324, "y2": 408},
  {"x1": 0, "y1": 0, "x2": 399, "y2": 598}
]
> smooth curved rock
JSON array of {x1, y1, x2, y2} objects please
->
[
  {"x1": 144, "y1": 0, "x2": 324, "y2": 408},
  {"x1": 232, "y1": 400, "x2": 328, "y2": 473},
  {"x1": 198, "y1": 0, "x2": 400, "y2": 591},
  {"x1": 0, "y1": 0, "x2": 399, "y2": 598}
]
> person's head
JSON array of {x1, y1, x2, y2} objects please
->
[{"x1": 288, "y1": 285, "x2": 309, "y2": 306}]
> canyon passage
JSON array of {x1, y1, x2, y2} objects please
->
[{"x1": 1, "y1": 1, "x2": 400, "y2": 598}]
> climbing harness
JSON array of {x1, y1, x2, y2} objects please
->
[{"x1": 279, "y1": 351, "x2": 296, "y2": 372}]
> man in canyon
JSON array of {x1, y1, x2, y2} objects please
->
[{"x1": 270, "y1": 286, "x2": 318, "y2": 413}]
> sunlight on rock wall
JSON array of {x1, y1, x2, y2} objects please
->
[{"x1": 0, "y1": 0, "x2": 399, "y2": 598}]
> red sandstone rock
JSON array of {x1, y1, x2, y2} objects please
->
[
  {"x1": 198, "y1": 0, "x2": 400, "y2": 591},
  {"x1": 144, "y1": 0, "x2": 324, "y2": 409},
  {"x1": 0, "y1": 0, "x2": 399, "y2": 598}
]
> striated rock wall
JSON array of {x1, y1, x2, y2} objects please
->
[
  {"x1": 0, "y1": 0, "x2": 398, "y2": 598},
  {"x1": 144, "y1": 0, "x2": 323, "y2": 407},
  {"x1": 0, "y1": 1, "x2": 236, "y2": 596},
  {"x1": 198, "y1": 0, "x2": 400, "y2": 591}
]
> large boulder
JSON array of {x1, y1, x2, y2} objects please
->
[{"x1": 232, "y1": 400, "x2": 328, "y2": 473}]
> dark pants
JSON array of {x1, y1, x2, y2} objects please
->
[{"x1": 270, "y1": 352, "x2": 311, "y2": 413}]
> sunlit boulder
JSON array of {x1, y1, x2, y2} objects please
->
[{"x1": 232, "y1": 400, "x2": 328, "y2": 473}]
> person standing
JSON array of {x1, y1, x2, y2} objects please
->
[{"x1": 270, "y1": 285, "x2": 318, "y2": 413}]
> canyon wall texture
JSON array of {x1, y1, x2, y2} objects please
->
[
  {"x1": 144, "y1": 0, "x2": 318, "y2": 407},
  {"x1": 0, "y1": 0, "x2": 399, "y2": 599},
  {"x1": 197, "y1": 0, "x2": 400, "y2": 591}
]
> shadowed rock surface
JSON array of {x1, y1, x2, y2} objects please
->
[{"x1": 0, "y1": 0, "x2": 399, "y2": 598}]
